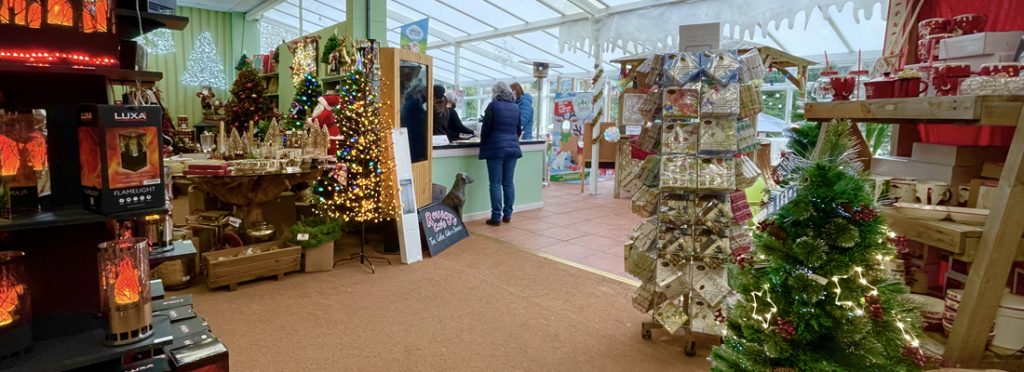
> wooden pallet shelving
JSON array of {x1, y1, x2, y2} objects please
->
[{"x1": 807, "y1": 95, "x2": 1024, "y2": 368}]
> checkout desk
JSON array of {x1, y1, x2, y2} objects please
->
[{"x1": 431, "y1": 139, "x2": 546, "y2": 220}]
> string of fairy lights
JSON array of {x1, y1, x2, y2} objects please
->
[
  {"x1": 744, "y1": 229, "x2": 921, "y2": 350},
  {"x1": 313, "y1": 70, "x2": 396, "y2": 223}
]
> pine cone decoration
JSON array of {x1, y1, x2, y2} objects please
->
[
  {"x1": 774, "y1": 318, "x2": 796, "y2": 340},
  {"x1": 865, "y1": 294, "x2": 883, "y2": 320},
  {"x1": 731, "y1": 246, "x2": 753, "y2": 269},
  {"x1": 890, "y1": 235, "x2": 909, "y2": 254},
  {"x1": 757, "y1": 220, "x2": 786, "y2": 241}
]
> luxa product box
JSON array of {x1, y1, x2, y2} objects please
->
[{"x1": 78, "y1": 105, "x2": 165, "y2": 214}]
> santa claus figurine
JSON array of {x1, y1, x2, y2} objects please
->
[{"x1": 308, "y1": 94, "x2": 342, "y2": 155}]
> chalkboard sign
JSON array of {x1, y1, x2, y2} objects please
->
[{"x1": 418, "y1": 203, "x2": 469, "y2": 257}]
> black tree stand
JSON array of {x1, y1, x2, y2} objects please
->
[{"x1": 333, "y1": 222, "x2": 392, "y2": 274}]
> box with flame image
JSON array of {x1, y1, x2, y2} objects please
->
[{"x1": 78, "y1": 105, "x2": 164, "y2": 214}]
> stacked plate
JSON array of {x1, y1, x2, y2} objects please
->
[
  {"x1": 944, "y1": 289, "x2": 996, "y2": 343},
  {"x1": 904, "y1": 294, "x2": 944, "y2": 331}
]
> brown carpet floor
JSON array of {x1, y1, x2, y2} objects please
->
[{"x1": 177, "y1": 235, "x2": 713, "y2": 371}]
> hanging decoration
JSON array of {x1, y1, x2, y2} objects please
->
[
  {"x1": 287, "y1": 35, "x2": 320, "y2": 85},
  {"x1": 135, "y1": 29, "x2": 175, "y2": 55},
  {"x1": 181, "y1": 32, "x2": 227, "y2": 89}
]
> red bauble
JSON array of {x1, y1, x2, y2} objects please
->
[
  {"x1": 901, "y1": 345, "x2": 929, "y2": 367},
  {"x1": 852, "y1": 204, "x2": 878, "y2": 223}
]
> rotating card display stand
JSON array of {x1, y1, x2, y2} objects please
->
[{"x1": 623, "y1": 50, "x2": 754, "y2": 357}]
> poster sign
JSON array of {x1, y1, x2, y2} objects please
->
[
  {"x1": 418, "y1": 203, "x2": 468, "y2": 257},
  {"x1": 400, "y1": 18, "x2": 430, "y2": 54},
  {"x1": 678, "y1": 22, "x2": 721, "y2": 52},
  {"x1": 621, "y1": 93, "x2": 645, "y2": 125},
  {"x1": 392, "y1": 128, "x2": 423, "y2": 264}
]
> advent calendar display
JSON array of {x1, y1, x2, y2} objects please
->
[{"x1": 624, "y1": 49, "x2": 763, "y2": 339}]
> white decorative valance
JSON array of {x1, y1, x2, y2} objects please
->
[{"x1": 558, "y1": 0, "x2": 886, "y2": 55}]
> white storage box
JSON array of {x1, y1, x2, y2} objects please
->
[
  {"x1": 938, "y1": 31, "x2": 1023, "y2": 60},
  {"x1": 993, "y1": 291, "x2": 1024, "y2": 351}
]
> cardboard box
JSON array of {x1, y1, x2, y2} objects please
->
[
  {"x1": 968, "y1": 178, "x2": 999, "y2": 208},
  {"x1": 153, "y1": 304, "x2": 196, "y2": 322},
  {"x1": 78, "y1": 105, "x2": 165, "y2": 214},
  {"x1": 938, "y1": 31, "x2": 1024, "y2": 59},
  {"x1": 169, "y1": 337, "x2": 229, "y2": 372},
  {"x1": 871, "y1": 156, "x2": 911, "y2": 177},
  {"x1": 911, "y1": 143, "x2": 1008, "y2": 167},
  {"x1": 152, "y1": 294, "x2": 193, "y2": 312},
  {"x1": 982, "y1": 162, "x2": 1004, "y2": 179}
]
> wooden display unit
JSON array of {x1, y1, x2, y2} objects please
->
[
  {"x1": 806, "y1": 95, "x2": 1024, "y2": 368},
  {"x1": 380, "y1": 47, "x2": 433, "y2": 209}
]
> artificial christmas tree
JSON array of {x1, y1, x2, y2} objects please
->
[
  {"x1": 181, "y1": 32, "x2": 227, "y2": 90},
  {"x1": 710, "y1": 121, "x2": 929, "y2": 371},
  {"x1": 225, "y1": 61, "x2": 272, "y2": 133},
  {"x1": 285, "y1": 73, "x2": 322, "y2": 131}
]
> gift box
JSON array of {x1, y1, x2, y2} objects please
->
[
  {"x1": 662, "y1": 122, "x2": 698, "y2": 155},
  {"x1": 662, "y1": 87, "x2": 700, "y2": 121},
  {"x1": 938, "y1": 31, "x2": 1023, "y2": 60},
  {"x1": 911, "y1": 143, "x2": 1008, "y2": 167},
  {"x1": 78, "y1": 105, "x2": 165, "y2": 214},
  {"x1": 168, "y1": 337, "x2": 229, "y2": 372},
  {"x1": 630, "y1": 186, "x2": 660, "y2": 218}
]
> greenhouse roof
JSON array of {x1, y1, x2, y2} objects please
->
[{"x1": 184, "y1": 0, "x2": 889, "y2": 85}]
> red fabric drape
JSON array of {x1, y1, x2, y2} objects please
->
[{"x1": 912, "y1": 0, "x2": 1021, "y2": 147}]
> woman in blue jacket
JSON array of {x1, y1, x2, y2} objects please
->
[
  {"x1": 510, "y1": 82, "x2": 533, "y2": 140},
  {"x1": 479, "y1": 82, "x2": 523, "y2": 226}
]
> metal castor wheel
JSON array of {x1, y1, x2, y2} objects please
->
[
  {"x1": 642, "y1": 329, "x2": 652, "y2": 340},
  {"x1": 684, "y1": 340, "x2": 697, "y2": 356}
]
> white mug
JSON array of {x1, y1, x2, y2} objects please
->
[
  {"x1": 916, "y1": 181, "x2": 953, "y2": 206},
  {"x1": 891, "y1": 178, "x2": 918, "y2": 204}
]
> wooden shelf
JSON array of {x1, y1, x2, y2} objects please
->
[
  {"x1": 320, "y1": 75, "x2": 345, "y2": 83},
  {"x1": 0, "y1": 314, "x2": 172, "y2": 371},
  {"x1": 0, "y1": 206, "x2": 168, "y2": 232},
  {"x1": 0, "y1": 64, "x2": 162, "y2": 82},
  {"x1": 805, "y1": 95, "x2": 1024, "y2": 126},
  {"x1": 920, "y1": 331, "x2": 1024, "y2": 370},
  {"x1": 882, "y1": 210, "x2": 1024, "y2": 262},
  {"x1": 116, "y1": 9, "x2": 189, "y2": 39}
]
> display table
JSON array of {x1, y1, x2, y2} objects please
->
[
  {"x1": 432, "y1": 140, "x2": 546, "y2": 220},
  {"x1": 187, "y1": 169, "x2": 321, "y2": 226}
]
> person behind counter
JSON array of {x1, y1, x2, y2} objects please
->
[
  {"x1": 509, "y1": 82, "x2": 533, "y2": 140},
  {"x1": 479, "y1": 81, "x2": 523, "y2": 226},
  {"x1": 432, "y1": 85, "x2": 475, "y2": 142}
]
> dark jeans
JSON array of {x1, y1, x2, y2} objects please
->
[{"x1": 486, "y1": 157, "x2": 517, "y2": 220}]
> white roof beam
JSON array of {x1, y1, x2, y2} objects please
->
[
  {"x1": 246, "y1": 0, "x2": 288, "y2": 20},
  {"x1": 824, "y1": 12, "x2": 856, "y2": 53},
  {"x1": 429, "y1": 0, "x2": 678, "y2": 49},
  {"x1": 388, "y1": 10, "x2": 534, "y2": 76},
  {"x1": 564, "y1": 0, "x2": 602, "y2": 16}
]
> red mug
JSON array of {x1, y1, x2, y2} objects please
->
[
  {"x1": 933, "y1": 63, "x2": 972, "y2": 78},
  {"x1": 953, "y1": 13, "x2": 987, "y2": 35},
  {"x1": 919, "y1": 33, "x2": 954, "y2": 63},
  {"x1": 830, "y1": 75, "x2": 856, "y2": 101},
  {"x1": 864, "y1": 74, "x2": 896, "y2": 99},
  {"x1": 918, "y1": 18, "x2": 950, "y2": 38},
  {"x1": 895, "y1": 78, "x2": 928, "y2": 98},
  {"x1": 932, "y1": 76, "x2": 962, "y2": 96},
  {"x1": 979, "y1": 63, "x2": 1022, "y2": 77}
]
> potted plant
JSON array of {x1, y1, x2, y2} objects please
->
[{"x1": 290, "y1": 217, "x2": 342, "y2": 272}]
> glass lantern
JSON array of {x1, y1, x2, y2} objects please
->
[
  {"x1": 98, "y1": 238, "x2": 152, "y2": 345},
  {"x1": 812, "y1": 70, "x2": 839, "y2": 102},
  {"x1": 0, "y1": 251, "x2": 31, "y2": 360}
]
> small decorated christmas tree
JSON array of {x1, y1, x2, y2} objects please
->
[
  {"x1": 286, "y1": 73, "x2": 322, "y2": 131},
  {"x1": 711, "y1": 121, "x2": 929, "y2": 371},
  {"x1": 225, "y1": 61, "x2": 271, "y2": 133},
  {"x1": 313, "y1": 69, "x2": 395, "y2": 223}
]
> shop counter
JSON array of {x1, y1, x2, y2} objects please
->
[{"x1": 431, "y1": 140, "x2": 546, "y2": 220}]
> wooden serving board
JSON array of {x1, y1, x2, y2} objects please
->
[{"x1": 203, "y1": 240, "x2": 301, "y2": 291}]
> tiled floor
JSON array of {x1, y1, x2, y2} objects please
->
[{"x1": 467, "y1": 180, "x2": 639, "y2": 281}]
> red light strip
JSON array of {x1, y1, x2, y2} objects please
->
[{"x1": 0, "y1": 49, "x2": 117, "y2": 66}]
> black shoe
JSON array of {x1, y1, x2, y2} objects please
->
[
  {"x1": 485, "y1": 219, "x2": 501, "y2": 226},
  {"x1": 502, "y1": 216, "x2": 511, "y2": 223}
]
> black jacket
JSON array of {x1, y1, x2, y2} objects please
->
[{"x1": 434, "y1": 107, "x2": 474, "y2": 141}]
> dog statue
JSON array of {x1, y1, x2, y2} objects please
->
[{"x1": 440, "y1": 172, "x2": 473, "y2": 217}]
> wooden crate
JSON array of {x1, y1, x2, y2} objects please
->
[{"x1": 203, "y1": 241, "x2": 301, "y2": 291}]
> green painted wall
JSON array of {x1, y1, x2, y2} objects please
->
[
  {"x1": 146, "y1": 7, "x2": 258, "y2": 125},
  {"x1": 432, "y1": 149, "x2": 545, "y2": 219}
]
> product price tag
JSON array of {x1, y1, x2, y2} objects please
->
[
  {"x1": 227, "y1": 217, "x2": 241, "y2": 228},
  {"x1": 285, "y1": 166, "x2": 302, "y2": 173},
  {"x1": 297, "y1": 233, "x2": 309, "y2": 241}
]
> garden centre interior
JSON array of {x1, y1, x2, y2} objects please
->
[{"x1": 1, "y1": 0, "x2": 1024, "y2": 370}]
